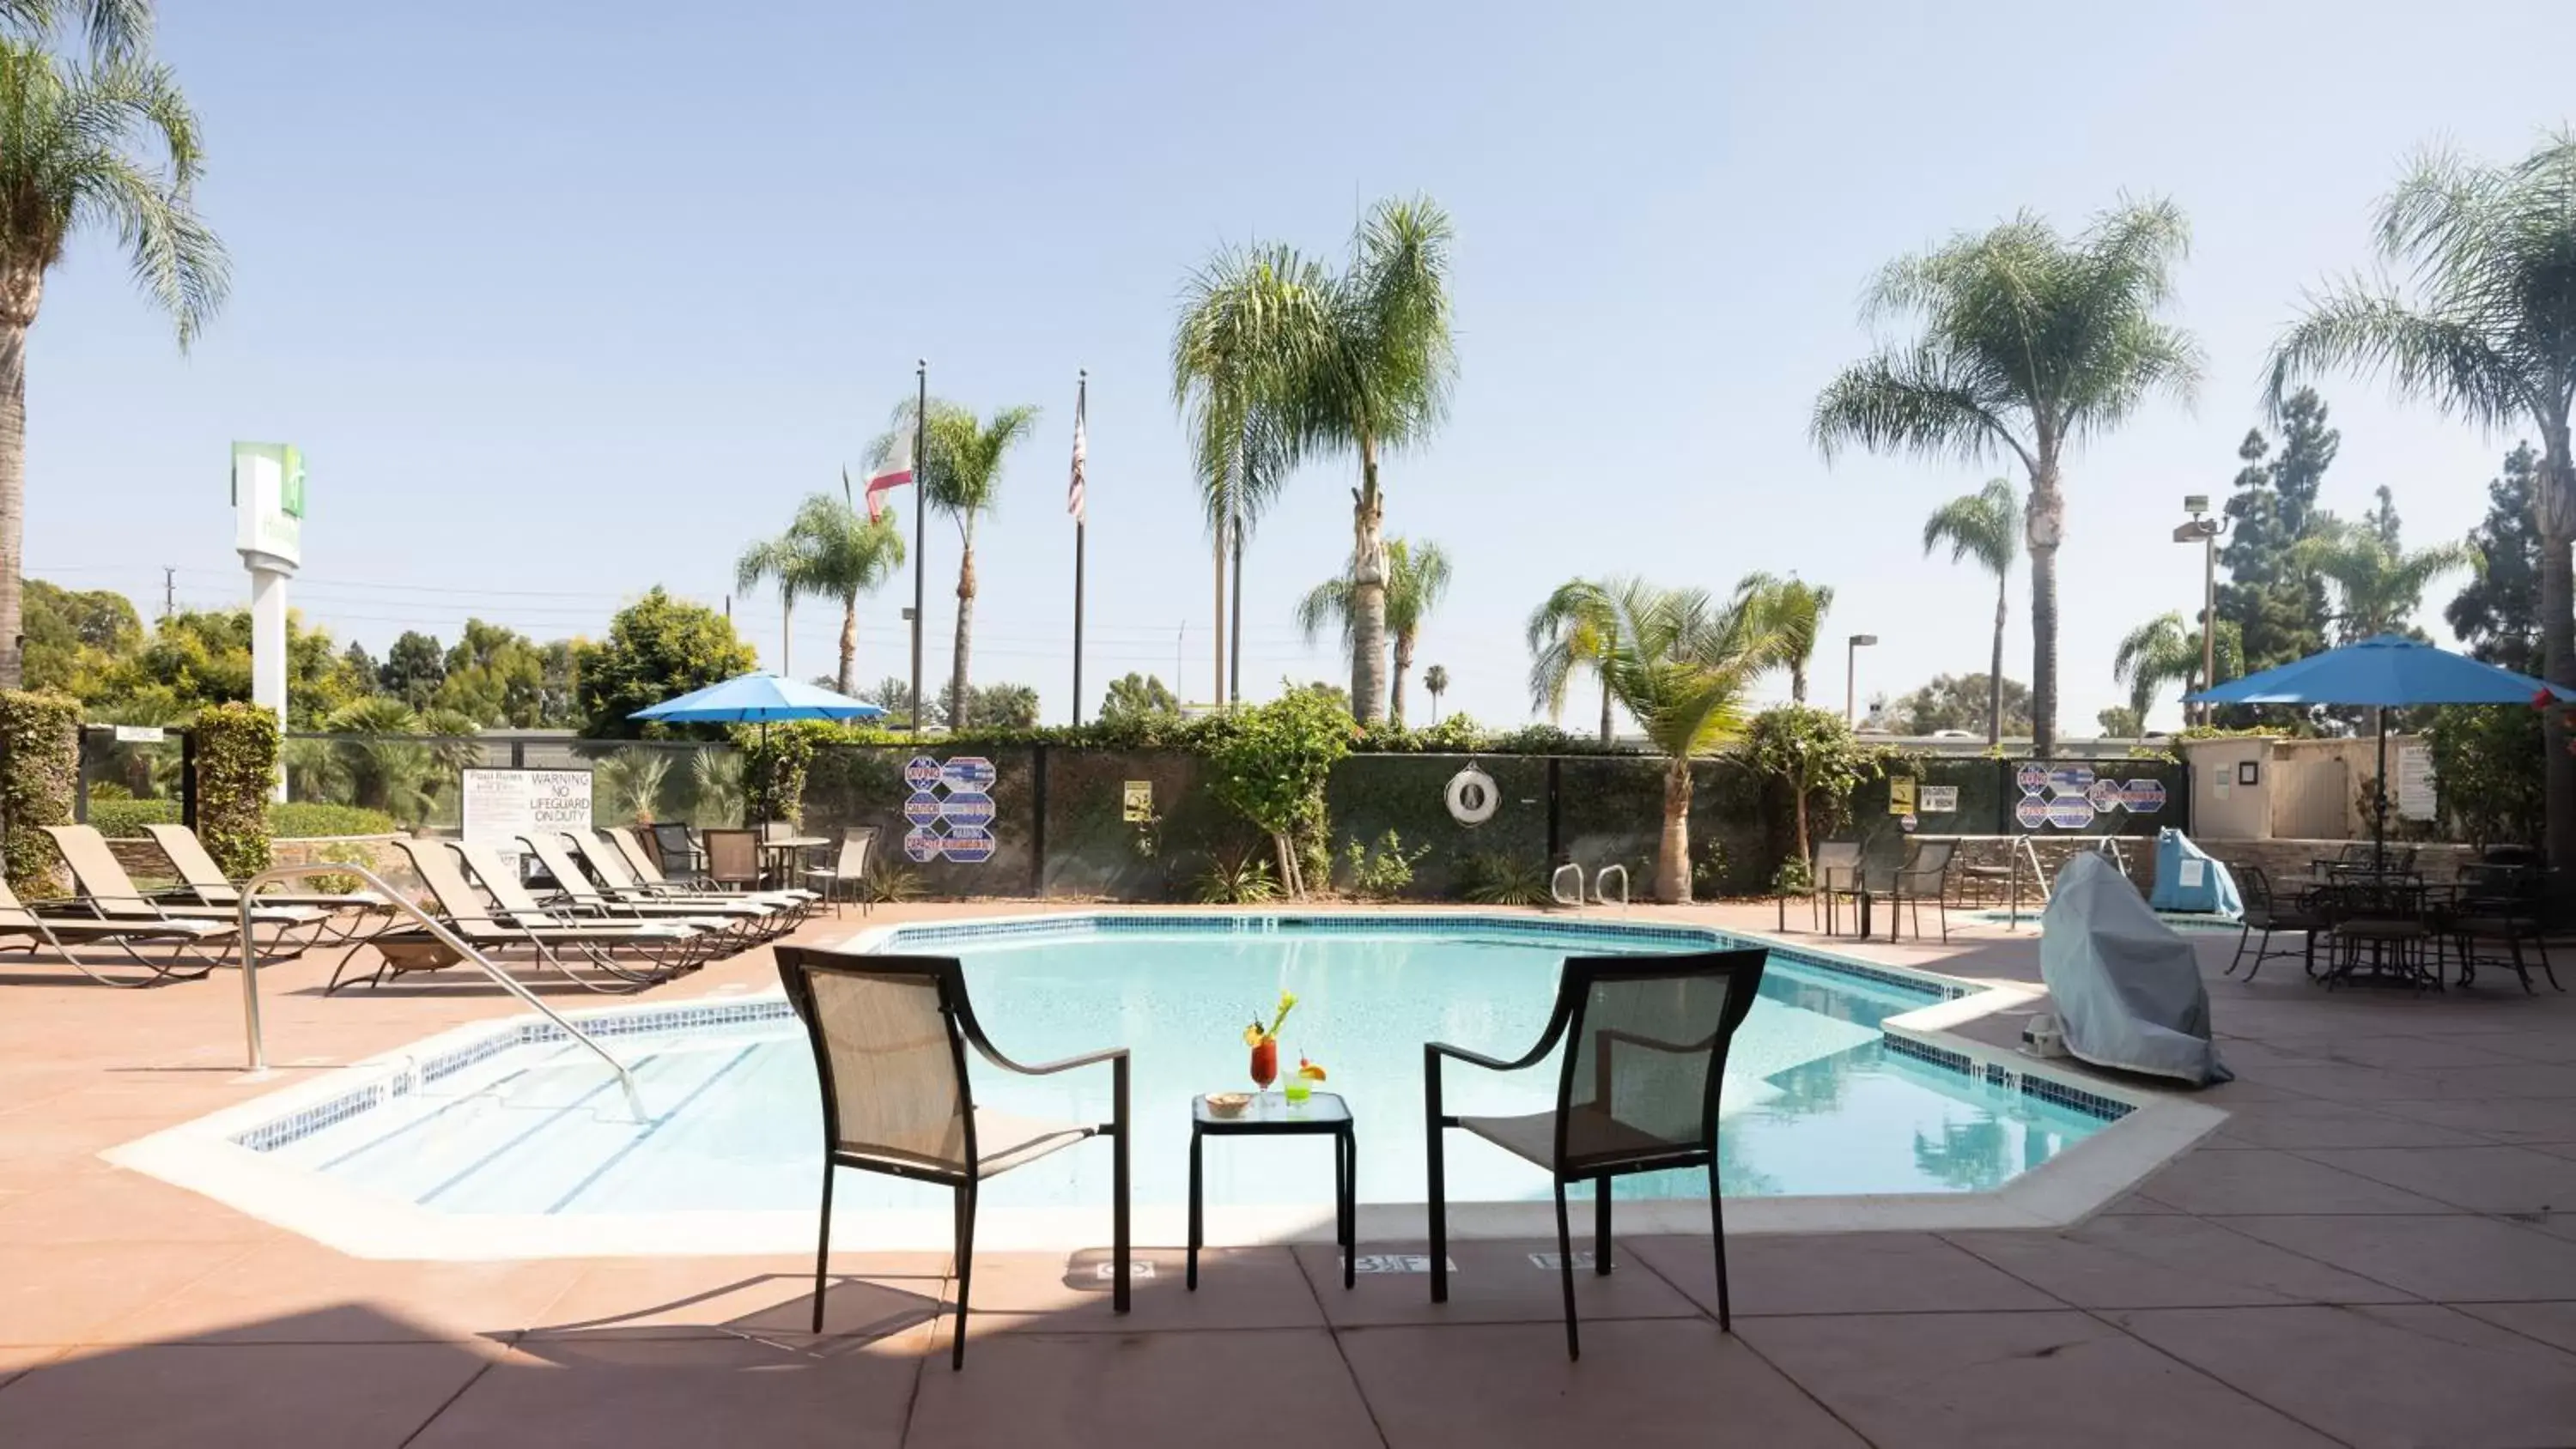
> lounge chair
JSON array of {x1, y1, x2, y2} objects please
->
[
  {"x1": 351, "y1": 839, "x2": 705, "y2": 993},
  {"x1": 564, "y1": 829, "x2": 803, "y2": 927},
  {"x1": 42, "y1": 824, "x2": 325, "y2": 959},
  {"x1": 775, "y1": 947, "x2": 1130, "y2": 1369},
  {"x1": 608, "y1": 826, "x2": 817, "y2": 909},
  {"x1": 142, "y1": 823, "x2": 393, "y2": 949},
  {"x1": 514, "y1": 832, "x2": 774, "y2": 945},
  {"x1": 800, "y1": 827, "x2": 878, "y2": 917},
  {"x1": 0, "y1": 874, "x2": 234, "y2": 986},
  {"x1": 1424, "y1": 948, "x2": 1768, "y2": 1360}
]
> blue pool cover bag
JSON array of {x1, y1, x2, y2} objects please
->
[
  {"x1": 2148, "y1": 828, "x2": 2242, "y2": 918},
  {"x1": 2040, "y1": 852, "x2": 2233, "y2": 1087}
]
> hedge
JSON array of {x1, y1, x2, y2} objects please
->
[
  {"x1": 0, "y1": 690, "x2": 80, "y2": 899},
  {"x1": 88, "y1": 798, "x2": 397, "y2": 840},
  {"x1": 194, "y1": 702, "x2": 281, "y2": 878}
]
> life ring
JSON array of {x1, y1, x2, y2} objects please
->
[{"x1": 1445, "y1": 765, "x2": 1499, "y2": 825}]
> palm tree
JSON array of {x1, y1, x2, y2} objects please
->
[
  {"x1": 2291, "y1": 518, "x2": 2473, "y2": 641},
  {"x1": 2266, "y1": 136, "x2": 2576, "y2": 865},
  {"x1": 1812, "y1": 200, "x2": 2201, "y2": 755},
  {"x1": 1182, "y1": 198, "x2": 1456, "y2": 724},
  {"x1": 1172, "y1": 244, "x2": 1326, "y2": 705},
  {"x1": 871, "y1": 398, "x2": 1040, "y2": 730},
  {"x1": 1295, "y1": 537, "x2": 1452, "y2": 727},
  {"x1": 1527, "y1": 579, "x2": 1622, "y2": 743},
  {"x1": 2, "y1": 3, "x2": 150, "y2": 57},
  {"x1": 1545, "y1": 579, "x2": 1783, "y2": 902},
  {"x1": 2114, "y1": 612, "x2": 2241, "y2": 729},
  {"x1": 0, "y1": 40, "x2": 226, "y2": 688},
  {"x1": 802, "y1": 477, "x2": 905, "y2": 695},
  {"x1": 1735, "y1": 574, "x2": 1832, "y2": 702},
  {"x1": 732, "y1": 533, "x2": 811, "y2": 676},
  {"x1": 1920, "y1": 478, "x2": 2020, "y2": 744},
  {"x1": 1423, "y1": 664, "x2": 1449, "y2": 723}
]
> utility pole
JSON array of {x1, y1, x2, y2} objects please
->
[
  {"x1": 161, "y1": 567, "x2": 174, "y2": 621},
  {"x1": 2173, "y1": 496, "x2": 2228, "y2": 726}
]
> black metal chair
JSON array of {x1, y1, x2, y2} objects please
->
[
  {"x1": 1889, "y1": 839, "x2": 1957, "y2": 943},
  {"x1": 2227, "y1": 864, "x2": 2328, "y2": 981},
  {"x1": 1424, "y1": 948, "x2": 1768, "y2": 1360},
  {"x1": 649, "y1": 822, "x2": 706, "y2": 880},
  {"x1": 2447, "y1": 865, "x2": 2561, "y2": 993},
  {"x1": 776, "y1": 948, "x2": 1131, "y2": 1368}
]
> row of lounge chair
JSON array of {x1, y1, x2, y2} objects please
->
[{"x1": 3, "y1": 821, "x2": 822, "y2": 991}]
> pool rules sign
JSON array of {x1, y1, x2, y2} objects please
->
[
  {"x1": 462, "y1": 768, "x2": 593, "y2": 848},
  {"x1": 903, "y1": 755, "x2": 999, "y2": 864}
]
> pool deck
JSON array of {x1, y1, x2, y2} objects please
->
[{"x1": 4, "y1": 900, "x2": 2576, "y2": 1446}]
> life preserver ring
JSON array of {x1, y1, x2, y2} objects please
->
[{"x1": 1446, "y1": 765, "x2": 1499, "y2": 825}]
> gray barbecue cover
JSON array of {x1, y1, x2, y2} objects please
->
[{"x1": 2039, "y1": 852, "x2": 2233, "y2": 1086}]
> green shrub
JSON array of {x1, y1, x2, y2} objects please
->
[
  {"x1": 194, "y1": 701, "x2": 282, "y2": 878},
  {"x1": 1340, "y1": 829, "x2": 1429, "y2": 900},
  {"x1": 1204, "y1": 689, "x2": 1354, "y2": 899},
  {"x1": 88, "y1": 797, "x2": 182, "y2": 838},
  {"x1": 269, "y1": 802, "x2": 398, "y2": 839},
  {"x1": 2427, "y1": 704, "x2": 2544, "y2": 849},
  {"x1": 1454, "y1": 851, "x2": 1550, "y2": 906},
  {"x1": 1192, "y1": 847, "x2": 1279, "y2": 904},
  {"x1": 0, "y1": 690, "x2": 80, "y2": 899}
]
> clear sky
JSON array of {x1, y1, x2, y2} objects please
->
[{"x1": 24, "y1": 0, "x2": 2576, "y2": 731}]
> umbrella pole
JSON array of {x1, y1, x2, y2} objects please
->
[{"x1": 2373, "y1": 706, "x2": 2390, "y2": 873}]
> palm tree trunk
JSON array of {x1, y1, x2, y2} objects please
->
[
  {"x1": 1598, "y1": 673, "x2": 1613, "y2": 744},
  {"x1": 1656, "y1": 755, "x2": 1693, "y2": 903},
  {"x1": 1987, "y1": 573, "x2": 2008, "y2": 746},
  {"x1": 2026, "y1": 456, "x2": 2064, "y2": 758},
  {"x1": 778, "y1": 593, "x2": 793, "y2": 676},
  {"x1": 1389, "y1": 633, "x2": 1413, "y2": 729},
  {"x1": 0, "y1": 311, "x2": 25, "y2": 691},
  {"x1": 951, "y1": 544, "x2": 976, "y2": 730},
  {"x1": 1789, "y1": 663, "x2": 1807, "y2": 705},
  {"x1": 1349, "y1": 436, "x2": 1391, "y2": 724},
  {"x1": 2539, "y1": 428, "x2": 2576, "y2": 872},
  {"x1": 837, "y1": 594, "x2": 860, "y2": 697}
]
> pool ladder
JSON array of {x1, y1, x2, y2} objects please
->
[
  {"x1": 1548, "y1": 863, "x2": 1631, "y2": 912},
  {"x1": 234, "y1": 862, "x2": 645, "y2": 1119}
]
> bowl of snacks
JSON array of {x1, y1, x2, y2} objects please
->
[{"x1": 1203, "y1": 1091, "x2": 1253, "y2": 1119}]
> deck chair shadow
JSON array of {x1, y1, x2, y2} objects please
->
[
  {"x1": 775, "y1": 947, "x2": 1131, "y2": 1370},
  {"x1": 1424, "y1": 948, "x2": 1768, "y2": 1360}
]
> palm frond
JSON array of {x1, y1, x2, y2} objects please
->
[{"x1": 1921, "y1": 477, "x2": 2020, "y2": 577}]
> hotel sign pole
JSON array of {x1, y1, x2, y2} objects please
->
[
  {"x1": 909, "y1": 360, "x2": 927, "y2": 737},
  {"x1": 1071, "y1": 369, "x2": 1088, "y2": 726}
]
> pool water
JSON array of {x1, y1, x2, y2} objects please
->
[{"x1": 270, "y1": 924, "x2": 2107, "y2": 1216}]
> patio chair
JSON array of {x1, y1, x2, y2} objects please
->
[
  {"x1": 2226, "y1": 864, "x2": 2327, "y2": 981},
  {"x1": 610, "y1": 826, "x2": 817, "y2": 909},
  {"x1": 0, "y1": 873, "x2": 234, "y2": 986},
  {"x1": 702, "y1": 828, "x2": 767, "y2": 892},
  {"x1": 141, "y1": 823, "x2": 393, "y2": 949},
  {"x1": 42, "y1": 824, "x2": 325, "y2": 959},
  {"x1": 1810, "y1": 841, "x2": 1862, "y2": 934},
  {"x1": 1424, "y1": 948, "x2": 1769, "y2": 1360},
  {"x1": 775, "y1": 947, "x2": 1130, "y2": 1369},
  {"x1": 801, "y1": 827, "x2": 878, "y2": 917},
  {"x1": 1889, "y1": 839, "x2": 1957, "y2": 943},
  {"x1": 648, "y1": 822, "x2": 706, "y2": 879},
  {"x1": 358, "y1": 839, "x2": 704, "y2": 993},
  {"x1": 2447, "y1": 865, "x2": 2560, "y2": 994}
]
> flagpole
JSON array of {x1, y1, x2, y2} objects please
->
[
  {"x1": 1072, "y1": 369, "x2": 1088, "y2": 726},
  {"x1": 909, "y1": 360, "x2": 927, "y2": 738}
]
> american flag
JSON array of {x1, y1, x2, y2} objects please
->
[{"x1": 1066, "y1": 381, "x2": 1088, "y2": 524}]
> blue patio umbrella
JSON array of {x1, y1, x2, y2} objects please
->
[
  {"x1": 630, "y1": 673, "x2": 884, "y2": 824},
  {"x1": 2186, "y1": 634, "x2": 2573, "y2": 866}
]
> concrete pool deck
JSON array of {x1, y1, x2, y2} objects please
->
[{"x1": 3, "y1": 900, "x2": 2575, "y2": 1446}]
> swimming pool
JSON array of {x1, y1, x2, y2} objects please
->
[{"x1": 132, "y1": 914, "x2": 2159, "y2": 1255}]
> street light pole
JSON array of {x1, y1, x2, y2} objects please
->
[
  {"x1": 2172, "y1": 495, "x2": 2228, "y2": 727},
  {"x1": 1845, "y1": 634, "x2": 1879, "y2": 726}
]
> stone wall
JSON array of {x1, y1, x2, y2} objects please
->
[
  {"x1": 1926, "y1": 834, "x2": 2160, "y2": 901},
  {"x1": 2199, "y1": 838, "x2": 2478, "y2": 888}
]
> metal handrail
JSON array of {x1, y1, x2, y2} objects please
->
[
  {"x1": 1594, "y1": 864, "x2": 1630, "y2": 912},
  {"x1": 2006, "y1": 835, "x2": 2052, "y2": 930},
  {"x1": 1550, "y1": 862, "x2": 1587, "y2": 907},
  {"x1": 235, "y1": 863, "x2": 644, "y2": 1118}
]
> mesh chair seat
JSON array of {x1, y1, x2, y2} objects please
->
[{"x1": 1459, "y1": 1106, "x2": 1676, "y2": 1169}]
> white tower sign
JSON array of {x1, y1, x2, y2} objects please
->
[{"x1": 232, "y1": 442, "x2": 304, "y2": 800}]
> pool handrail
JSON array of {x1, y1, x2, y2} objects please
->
[
  {"x1": 1593, "y1": 864, "x2": 1630, "y2": 912},
  {"x1": 1549, "y1": 862, "x2": 1586, "y2": 907},
  {"x1": 235, "y1": 862, "x2": 644, "y2": 1117}
]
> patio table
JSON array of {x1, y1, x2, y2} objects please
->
[{"x1": 1188, "y1": 1090, "x2": 1354, "y2": 1290}]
